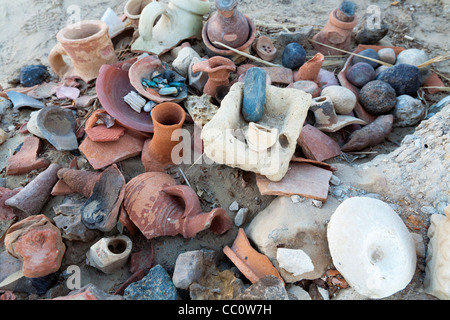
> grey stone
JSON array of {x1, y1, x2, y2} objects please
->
[
  {"x1": 229, "y1": 200, "x2": 239, "y2": 212},
  {"x1": 124, "y1": 264, "x2": 179, "y2": 300},
  {"x1": 392, "y1": 94, "x2": 426, "y2": 127},
  {"x1": 377, "y1": 48, "x2": 396, "y2": 65},
  {"x1": 235, "y1": 275, "x2": 290, "y2": 300},
  {"x1": 172, "y1": 250, "x2": 215, "y2": 289},
  {"x1": 234, "y1": 207, "x2": 249, "y2": 227},
  {"x1": 395, "y1": 48, "x2": 430, "y2": 79}
]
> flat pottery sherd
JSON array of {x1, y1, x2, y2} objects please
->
[
  {"x1": 80, "y1": 164, "x2": 126, "y2": 232},
  {"x1": 122, "y1": 172, "x2": 232, "y2": 239},
  {"x1": 297, "y1": 124, "x2": 341, "y2": 162},
  {"x1": 6, "y1": 91, "x2": 45, "y2": 112},
  {"x1": 223, "y1": 228, "x2": 283, "y2": 284},
  {"x1": 85, "y1": 124, "x2": 126, "y2": 142},
  {"x1": 6, "y1": 136, "x2": 50, "y2": 175},
  {"x1": 4, "y1": 214, "x2": 66, "y2": 278},
  {"x1": 36, "y1": 106, "x2": 78, "y2": 151}
]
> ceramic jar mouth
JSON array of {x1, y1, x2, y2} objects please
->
[
  {"x1": 151, "y1": 102, "x2": 186, "y2": 128},
  {"x1": 124, "y1": 0, "x2": 153, "y2": 19},
  {"x1": 57, "y1": 20, "x2": 108, "y2": 44},
  {"x1": 330, "y1": 8, "x2": 358, "y2": 29},
  {"x1": 107, "y1": 238, "x2": 129, "y2": 255}
]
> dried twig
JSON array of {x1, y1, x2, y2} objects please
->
[
  {"x1": 212, "y1": 41, "x2": 283, "y2": 67},
  {"x1": 417, "y1": 55, "x2": 450, "y2": 69}
]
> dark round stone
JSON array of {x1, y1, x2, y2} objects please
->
[
  {"x1": 352, "y1": 48, "x2": 379, "y2": 68},
  {"x1": 346, "y1": 62, "x2": 375, "y2": 87},
  {"x1": 20, "y1": 65, "x2": 50, "y2": 87},
  {"x1": 281, "y1": 43, "x2": 306, "y2": 70},
  {"x1": 376, "y1": 64, "x2": 422, "y2": 96},
  {"x1": 359, "y1": 80, "x2": 397, "y2": 115}
]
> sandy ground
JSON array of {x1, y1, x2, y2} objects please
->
[{"x1": 0, "y1": 0, "x2": 449, "y2": 300}]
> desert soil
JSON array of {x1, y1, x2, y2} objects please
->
[{"x1": 0, "y1": 0, "x2": 448, "y2": 300}]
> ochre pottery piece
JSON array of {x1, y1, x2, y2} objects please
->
[
  {"x1": 191, "y1": 56, "x2": 236, "y2": 98},
  {"x1": 141, "y1": 102, "x2": 186, "y2": 172},
  {"x1": 312, "y1": 8, "x2": 358, "y2": 55},
  {"x1": 4, "y1": 214, "x2": 66, "y2": 278},
  {"x1": 252, "y1": 36, "x2": 277, "y2": 62},
  {"x1": 6, "y1": 136, "x2": 50, "y2": 175},
  {"x1": 223, "y1": 228, "x2": 283, "y2": 284},
  {"x1": 122, "y1": 172, "x2": 232, "y2": 239},
  {"x1": 49, "y1": 20, "x2": 118, "y2": 83},
  {"x1": 294, "y1": 52, "x2": 324, "y2": 83}
]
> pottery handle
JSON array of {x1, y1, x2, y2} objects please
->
[
  {"x1": 48, "y1": 43, "x2": 71, "y2": 78},
  {"x1": 137, "y1": 1, "x2": 169, "y2": 42},
  {"x1": 162, "y1": 185, "x2": 202, "y2": 218}
]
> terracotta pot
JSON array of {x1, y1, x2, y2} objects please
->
[
  {"x1": 49, "y1": 20, "x2": 118, "y2": 83},
  {"x1": 223, "y1": 228, "x2": 283, "y2": 284},
  {"x1": 5, "y1": 163, "x2": 61, "y2": 218},
  {"x1": 294, "y1": 52, "x2": 324, "y2": 83},
  {"x1": 4, "y1": 214, "x2": 66, "y2": 278},
  {"x1": 141, "y1": 102, "x2": 186, "y2": 172},
  {"x1": 312, "y1": 8, "x2": 358, "y2": 55},
  {"x1": 96, "y1": 58, "x2": 155, "y2": 134},
  {"x1": 122, "y1": 172, "x2": 232, "y2": 239},
  {"x1": 191, "y1": 56, "x2": 236, "y2": 98},
  {"x1": 338, "y1": 45, "x2": 405, "y2": 124}
]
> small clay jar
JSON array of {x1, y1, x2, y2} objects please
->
[
  {"x1": 207, "y1": 0, "x2": 250, "y2": 49},
  {"x1": 312, "y1": 8, "x2": 358, "y2": 55},
  {"x1": 141, "y1": 102, "x2": 186, "y2": 172},
  {"x1": 122, "y1": 172, "x2": 232, "y2": 239}
]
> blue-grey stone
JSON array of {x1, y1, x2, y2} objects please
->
[
  {"x1": 347, "y1": 62, "x2": 375, "y2": 87},
  {"x1": 281, "y1": 43, "x2": 306, "y2": 70},
  {"x1": 376, "y1": 64, "x2": 422, "y2": 96},
  {"x1": 20, "y1": 65, "x2": 50, "y2": 87},
  {"x1": 352, "y1": 48, "x2": 379, "y2": 68},
  {"x1": 242, "y1": 67, "x2": 266, "y2": 122},
  {"x1": 124, "y1": 264, "x2": 179, "y2": 300}
]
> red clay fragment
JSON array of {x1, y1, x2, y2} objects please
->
[
  {"x1": 85, "y1": 124, "x2": 126, "y2": 142},
  {"x1": 6, "y1": 136, "x2": 50, "y2": 175},
  {"x1": 0, "y1": 187, "x2": 22, "y2": 221},
  {"x1": 297, "y1": 124, "x2": 341, "y2": 162},
  {"x1": 256, "y1": 162, "x2": 332, "y2": 202}
]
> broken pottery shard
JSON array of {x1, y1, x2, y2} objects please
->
[
  {"x1": 79, "y1": 131, "x2": 145, "y2": 170},
  {"x1": 36, "y1": 106, "x2": 78, "y2": 151},
  {"x1": 55, "y1": 86, "x2": 80, "y2": 100},
  {"x1": 223, "y1": 228, "x2": 283, "y2": 284},
  {"x1": 0, "y1": 188, "x2": 22, "y2": 221},
  {"x1": 4, "y1": 214, "x2": 66, "y2": 278},
  {"x1": 5, "y1": 163, "x2": 61, "y2": 218},
  {"x1": 424, "y1": 206, "x2": 450, "y2": 300},
  {"x1": 341, "y1": 114, "x2": 393, "y2": 152},
  {"x1": 6, "y1": 91, "x2": 45, "y2": 112},
  {"x1": 297, "y1": 124, "x2": 341, "y2": 162},
  {"x1": 54, "y1": 167, "x2": 101, "y2": 198},
  {"x1": 80, "y1": 164, "x2": 126, "y2": 232},
  {"x1": 261, "y1": 67, "x2": 293, "y2": 84},
  {"x1": 85, "y1": 124, "x2": 126, "y2": 142},
  {"x1": 52, "y1": 284, "x2": 124, "y2": 300},
  {"x1": 6, "y1": 136, "x2": 50, "y2": 175},
  {"x1": 256, "y1": 162, "x2": 332, "y2": 202}
]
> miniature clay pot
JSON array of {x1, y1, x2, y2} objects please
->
[
  {"x1": 141, "y1": 102, "x2": 186, "y2": 172},
  {"x1": 4, "y1": 214, "x2": 66, "y2": 278},
  {"x1": 252, "y1": 36, "x2": 277, "y2": 62},
  {"x1": 294, "y1": 52, "x2": 324, "y2": 83},
  {"x1": 5, "y1": 163, "x2": 61, "y2": 218},
  {"x1": 310, "y1": 96, "x2": 366, "y2": 133},
  {"x1": 87, "y1": 235, "x2": 132, "y2": 274},
  {"x1": 202, "y1": 3, "x2": 256, "y2": 61},
  {"x1": 223, "y1": 228, "x2": 283, "y2": 284},
  {"x1": 128, "y1": 55, "x2": 188, "y2": 104},
  {"x1": 191, "y1": 56, "x2": 236, "y2": 98},
  {"x1": 124, "y1": 0, "x2": 153, "y2": 26},
  {"x1": 312, "y1": 8, "x2": 358, "y2": 55},
  {"x1": 36, "y1": 106, "x2": 78, "y2": 151},
  {"x1": 79, "y1": 164, "x2": 126, "y2": 232},
  {"x1": 96, "y1": 59, "x2": 155, "y2": 133},
  {"x1": 122, "y1": 172, "x2": 232, "y2": 239},
  {"x1": 131, "y1": 0, "x2": 211, "y2": 55},
  {"x1": 49, "y1": 20, "x2": 118, "y2": 83}
]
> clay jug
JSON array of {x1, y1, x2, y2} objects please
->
[
  {"x1": 141, "y1": 102, "x2": 186, "y2": 172},
  {"x1": 206, "y1": 0, "x2": 250, "y2": 49},
  {"x1": 122, "y1": 172, "x2": 232, "y2": 239},
  {"x1": 49, "y1": 20, "x2": 118, "y2": 82},
  {"x1": 131, "y1": 0, "x2": 211, "y2": 55}
]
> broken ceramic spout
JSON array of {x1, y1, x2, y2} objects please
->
[
  {"x1": 122, "y1": 172, "x2": 232, "y2": 239},
  {"x1": 191, "y1": 56, "x2": 236, "y2": 98},
  {"x1": 131, "y1": 0, "x2": 211, "y2": 55}
]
